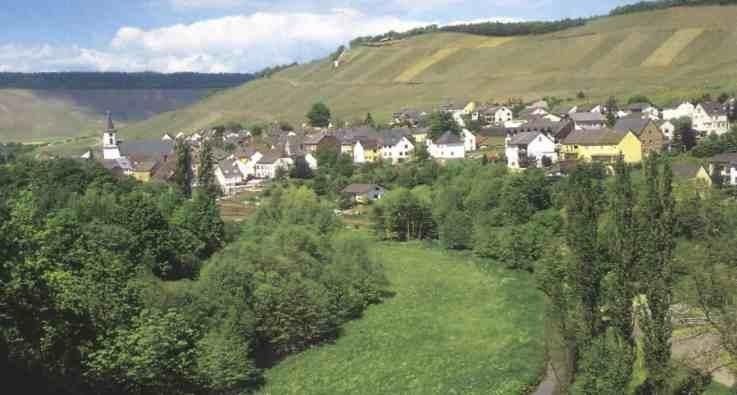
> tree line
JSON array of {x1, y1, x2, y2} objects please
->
[
  {"x1": 0, "y1": 67, "x2": 291, "y2": 90},
  {"x1": 610, "y1": 0, "x2": 737, "y2": 16}
]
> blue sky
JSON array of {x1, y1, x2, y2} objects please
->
[{"x1": 0, "y1": 0, "x2": 633, "y2": 73}]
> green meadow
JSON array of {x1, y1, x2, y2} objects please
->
[{"x1": 257, "y1": 242, "x2": 546, "y2": 395}]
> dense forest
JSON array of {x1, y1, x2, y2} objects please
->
[
  {"x1": 0, "y1": 148, "x2": 385, "y2": 394},
  {"x1": 0, "y1": 66, "x2": 295, "y2": 90},
  {"x1": 610, "y1": 0, "x2": 737, "y2": 16}
]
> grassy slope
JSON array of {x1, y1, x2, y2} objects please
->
[
  {"x1": 258, "y1": 243, "x2": 546, "y2": 395},
  {"x1": 124, "y1": 6, "x2": 737, "y2": 139},
  {"x1": 0, "y1": 90, "x2": 102, "y2": 143}
]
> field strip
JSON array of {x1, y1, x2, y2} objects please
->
[
  {"x1": 591, "y1": 31, "x2": 647, "y2": 70},
  {"x1": 395, "y1": 48, "x2": 460, "y2": 82},
  {"x1": 642, "y1": 28, "x2": 704, "y2": 67},
  {"x1": 476, "y1": 36, "x2": 516, "y2": 48}
]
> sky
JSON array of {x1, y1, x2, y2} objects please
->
[{"x1": 0, "y1": 0, "x2": 633, "y2": 73}]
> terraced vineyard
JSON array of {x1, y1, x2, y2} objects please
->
[{"x1": 123, "y1": 6, "x2": 737, "y2": 139}]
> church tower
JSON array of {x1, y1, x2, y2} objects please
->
[{"x1": 102, "y1": 111, "x2": 121, "y2": 160}]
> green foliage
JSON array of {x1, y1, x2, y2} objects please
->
[
  {"x1": 574, "y1": 329, "x2": 636, "y2": 395},
  {"x1": 306, "y1": 102, "x2": 332, "y2": 128},
  {"x1": 428, "y1": 111, "x2": 460, "y2": 140},
  {"x1": 372, "y1": 187, "x2": 435, "y2": 241},
  {"x1": 197, "y1": 140, "x2": 219, "y2": 198},
  {"x1": 258, "y1": 243, "x2": 546, "y2": 395},
  {"x1": 87, "y1": 309, "x2": 201, "y2": 394},
  {"x1": 174, "y1": 139, "x2": 193, "y2": 198},
  {"x1": 610, "y1": 0, "x2": 737, "y2": 16},
  {"x1": 692, "y1": 128, "x2": 737, "y2": 157},
  {"x1": 628, "y1": 94, "x2": 652, "y2": 105}
]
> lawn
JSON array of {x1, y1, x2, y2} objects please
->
[{"x1": 258, "y1": 242, "x2": 546, "y2": 395}]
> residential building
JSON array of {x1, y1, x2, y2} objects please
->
[
  {"x1": 708, "y1": 152, "x2": 737, "y2": 185},
  {"x1": 131, "y1": 160, "x2": 159, "y2": 182},
  {"x1": 215, "y1": 157, "x2": 246, "y2": 195},
  {"x1": 693, "y1": 102, "x2": 730, "y2": 135},
  {"x1": 353, "y1": 138, "x2": 380, "y2": 164},
  {"x1": 379, "y1": 129, "x2": 414, "y2": 163},
  {"x1": 506, "y1": 118, "x2": 575, "y2": 143},
  {"x1": 672, "y1": 163, "x2": 712, "y2": 187},
  {"x1": 253, "y1": 151, "x2": 293, "y2": 179},
  {"x1": 657, "y1": 120, "x2": 676, "y2": 141},
  {"x1": 480, "y1": 106, "x2": 514, "y2": 125},
  {"x1": 504, "y1": 131, "x2": 557, "y2": 169},
  {"x1": 613, "y1": 116, "x2": 665, "y2": 155},
  {"x1": 302, "y1": 132, "x2": 339, "y2": 153},
  {"x1": 561, "y1": 129, "x2": 642, "y2": 164},
  {"x1": 462, "y1": 129, "x2": 477, "y2": 152},
  {"x1": 341, "y1": 184, "x2": 386, "y2": 204},
  {"x1": 428, "y1": 131, "x2": 465, "y2": 159},
  {"x1": 662, "y1": 102, "x2": 695, "y2": 120},
  {"x1": 627, "y1": 102, "x2": 660, "y2": 119},
  {"x1": 571, "y1": 112, "x2": 606, "y2": 130}
]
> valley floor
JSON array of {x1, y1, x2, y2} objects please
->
[{"x1": 257, "y1": 242, "x2": 546, "y2": 395}]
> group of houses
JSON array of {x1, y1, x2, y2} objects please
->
[
  {"x1": 499, "y1": 98, "x2": 734, "y2": 172},
  {"x1": 90, "y1": 94, "x2": 734, "y2": 195}
]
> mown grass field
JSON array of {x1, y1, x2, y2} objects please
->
[
  {"x1": 257, "y1": 242, "x2": 546, "y2": 395},
  {"x1": 121, "y1": 6, "x2": 737, "y2": 140}
]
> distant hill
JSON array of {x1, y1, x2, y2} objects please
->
[
  {"x1": 123, "y1": 6, "x2": 737, "y2": 140},
  {"x1": 0, "y1": 71, "x2": 286, "y2": 143}
]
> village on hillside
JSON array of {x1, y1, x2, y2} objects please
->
[{"x1": 86, "y1": 94, "x2": 736, "y2": 199}]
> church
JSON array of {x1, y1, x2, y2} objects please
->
[{"x1": 98, "y1": 111, "x2": 175, "y2": 182}]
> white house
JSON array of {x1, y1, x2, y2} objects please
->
[
  {"x1": 662, "y1": 102, "x2": 695, "y2": 120},
  {"x1": 341, "y1": 184, "x2": 386, "y2": 204},
  {"x1": 379, "y1": 131, "x2": 414, "y2": 163},
  {"x1": 161, "y1": 133, "x2": 173, "y2": 141},
  {"x1": 253, "y1": 152, "x2": 293, "y2": 179},
  {"x1": 571, "y1": 112, "x2": 606, "y2": 130},
  {"x1": 708, "y1": 152, "x2": 737, "y2": 185},
  {"x1": 235, "y1": 149, "x2": 263, "y2": 178},
  {"x1": 657, "y1": 120, "x2": 676, "y2": 141},
  {"x1": 215, "y1": 158, "x2": 245, "y2": 195},
  {"x1": 428, "y1": 131, "x2": 465, "y2": 159},
  {"x1": 462, "y1": 129, "x2": 477, "y2": 152},
  {"x1": 481, "y1": 106, "x2": 514, "y2": 125},
  {"x1": 504, "y1": 131, "x2": 557, "y2": 169},
  {"x1": 693, "y1": 102, "x2": 730, "y2": 136},
  {"x1": 628, "y1": 103, "x2": 660, "y2": 120}
]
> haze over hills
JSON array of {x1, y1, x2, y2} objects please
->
[
  {"x1": 123, "y1": 6, "x2": 737, "y2": 139},
  {"x1": 0, "y1": 73, "x2": 256, "y2": 143}
]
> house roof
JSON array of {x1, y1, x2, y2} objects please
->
[
  {"x1": 709, "y1": 152, "x2": 737, "y2": 164},
  {"x1": 671, "y1": 163, "x2": 705, "y2": 179},
  {"x1": 700, "y1": 101, "x2": 727, "y2": 117},
  {"x1": 342, "y1": 184, "x2": 383, "y2": 194},
  {"x1": 303, "y1": 132, "x2": 330, "y2": 145},
  {"x1": 613, "y1": 116, "x2": 651, "y2": 135},
  {"x1": 509, "y1": 131, "x2": 543, "y2": 146},
  {"x1": 552, "y1": 104, "x2": 576, "y2": 115},
  {"x1": 562, "y1": 129, "x2": 628, "y2": 146},
  {"x1": 256, "y1": 150, "x2": 284, "y2": 164},
  {"x1": 508, "y1": 118, "x2": 574, "y2": 138},
  {"x1": 627, "y1": 102, "x2": 652, "y2": 111},
  {"x1": 119, "y1": 140, "x2": 174, "y2": 158},
  {"x1": 570, "y1": 112, "x2": 605, "y2": 123},
  {"x1": 435, "y1": 131, "x2": 462, "y2": 145},
  {"x1": 380, "y1": 128, "x2": 412, "y2": 146},
  {"x1": 218, "y1": 158, "x2": 243, "y2": 178}
]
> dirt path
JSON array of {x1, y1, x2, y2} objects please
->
[{"x1": 531, "y1": 363, "x2": 557, "y2": 395}]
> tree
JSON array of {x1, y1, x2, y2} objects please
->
[
  {"x1": 173, "y1": 139, "x2": 193, "y2": 198},
  {"x1": 627, "y1": 94, "x2": 651, "y2": 105},
  {"x1": 364, "y1": 112, "x2": 375, "y2": 127},
  {"x1": 605, "y1": 96, "x2": 618, "y2": 127},
  {"x1": 307, "y1": 102, "x2": 332, "y2": 128},
  {"x1": 428, "y1": 111, "x2": 460, "y2": 140},
  {"x1": 198, "y1": 140, "x2": 219, "y2": 198},
  {"x1": 638, "y1": 155, "x2": 675, "y2": 392},
  {"x1": 577, "y1": 91, "x2": 586, "y2": 99},
  {"x1": 565, "y1": 164, "x2": 606, "y2": 343},
  {"x1": 413, "y1": 141, "x2": 430, "y2": 162},
  {"x1": 672, "y1": 117, "x2": 696, "y2": 153}
]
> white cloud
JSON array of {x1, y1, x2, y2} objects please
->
[{"x1": 0, "y1": 7, "x2": 522, "y2": 73}]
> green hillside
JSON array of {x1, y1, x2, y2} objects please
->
[
  {"x1": 0, "y1": 90, "x2": 102, "y2": 144},
  {"x1": 123, "y1": 6, "x2": 737, "y2": 139}
]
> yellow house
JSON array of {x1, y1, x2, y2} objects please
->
[
  {"x1": 561, "y1": 129, "x2": 642, "y2": 164},
  {"x1": 672, "y1": 163, "x2": 712, "y2": 187},
  {"x1": 412, "y1": 129, "x2": 429, "y2": 144},
  {"x1": 131, "y1": 160, "x2": 159, "y2": 182},
  {"x1": 463, "y1": 101, "x2": 477, "y2": 115}
]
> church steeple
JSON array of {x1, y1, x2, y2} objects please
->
[
  {"x1": 102, "y1": 111, "x2": 121, "y2": 160},
  {"x1": 106, "y1": 110, "x2": 115, "y2": 132}
]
